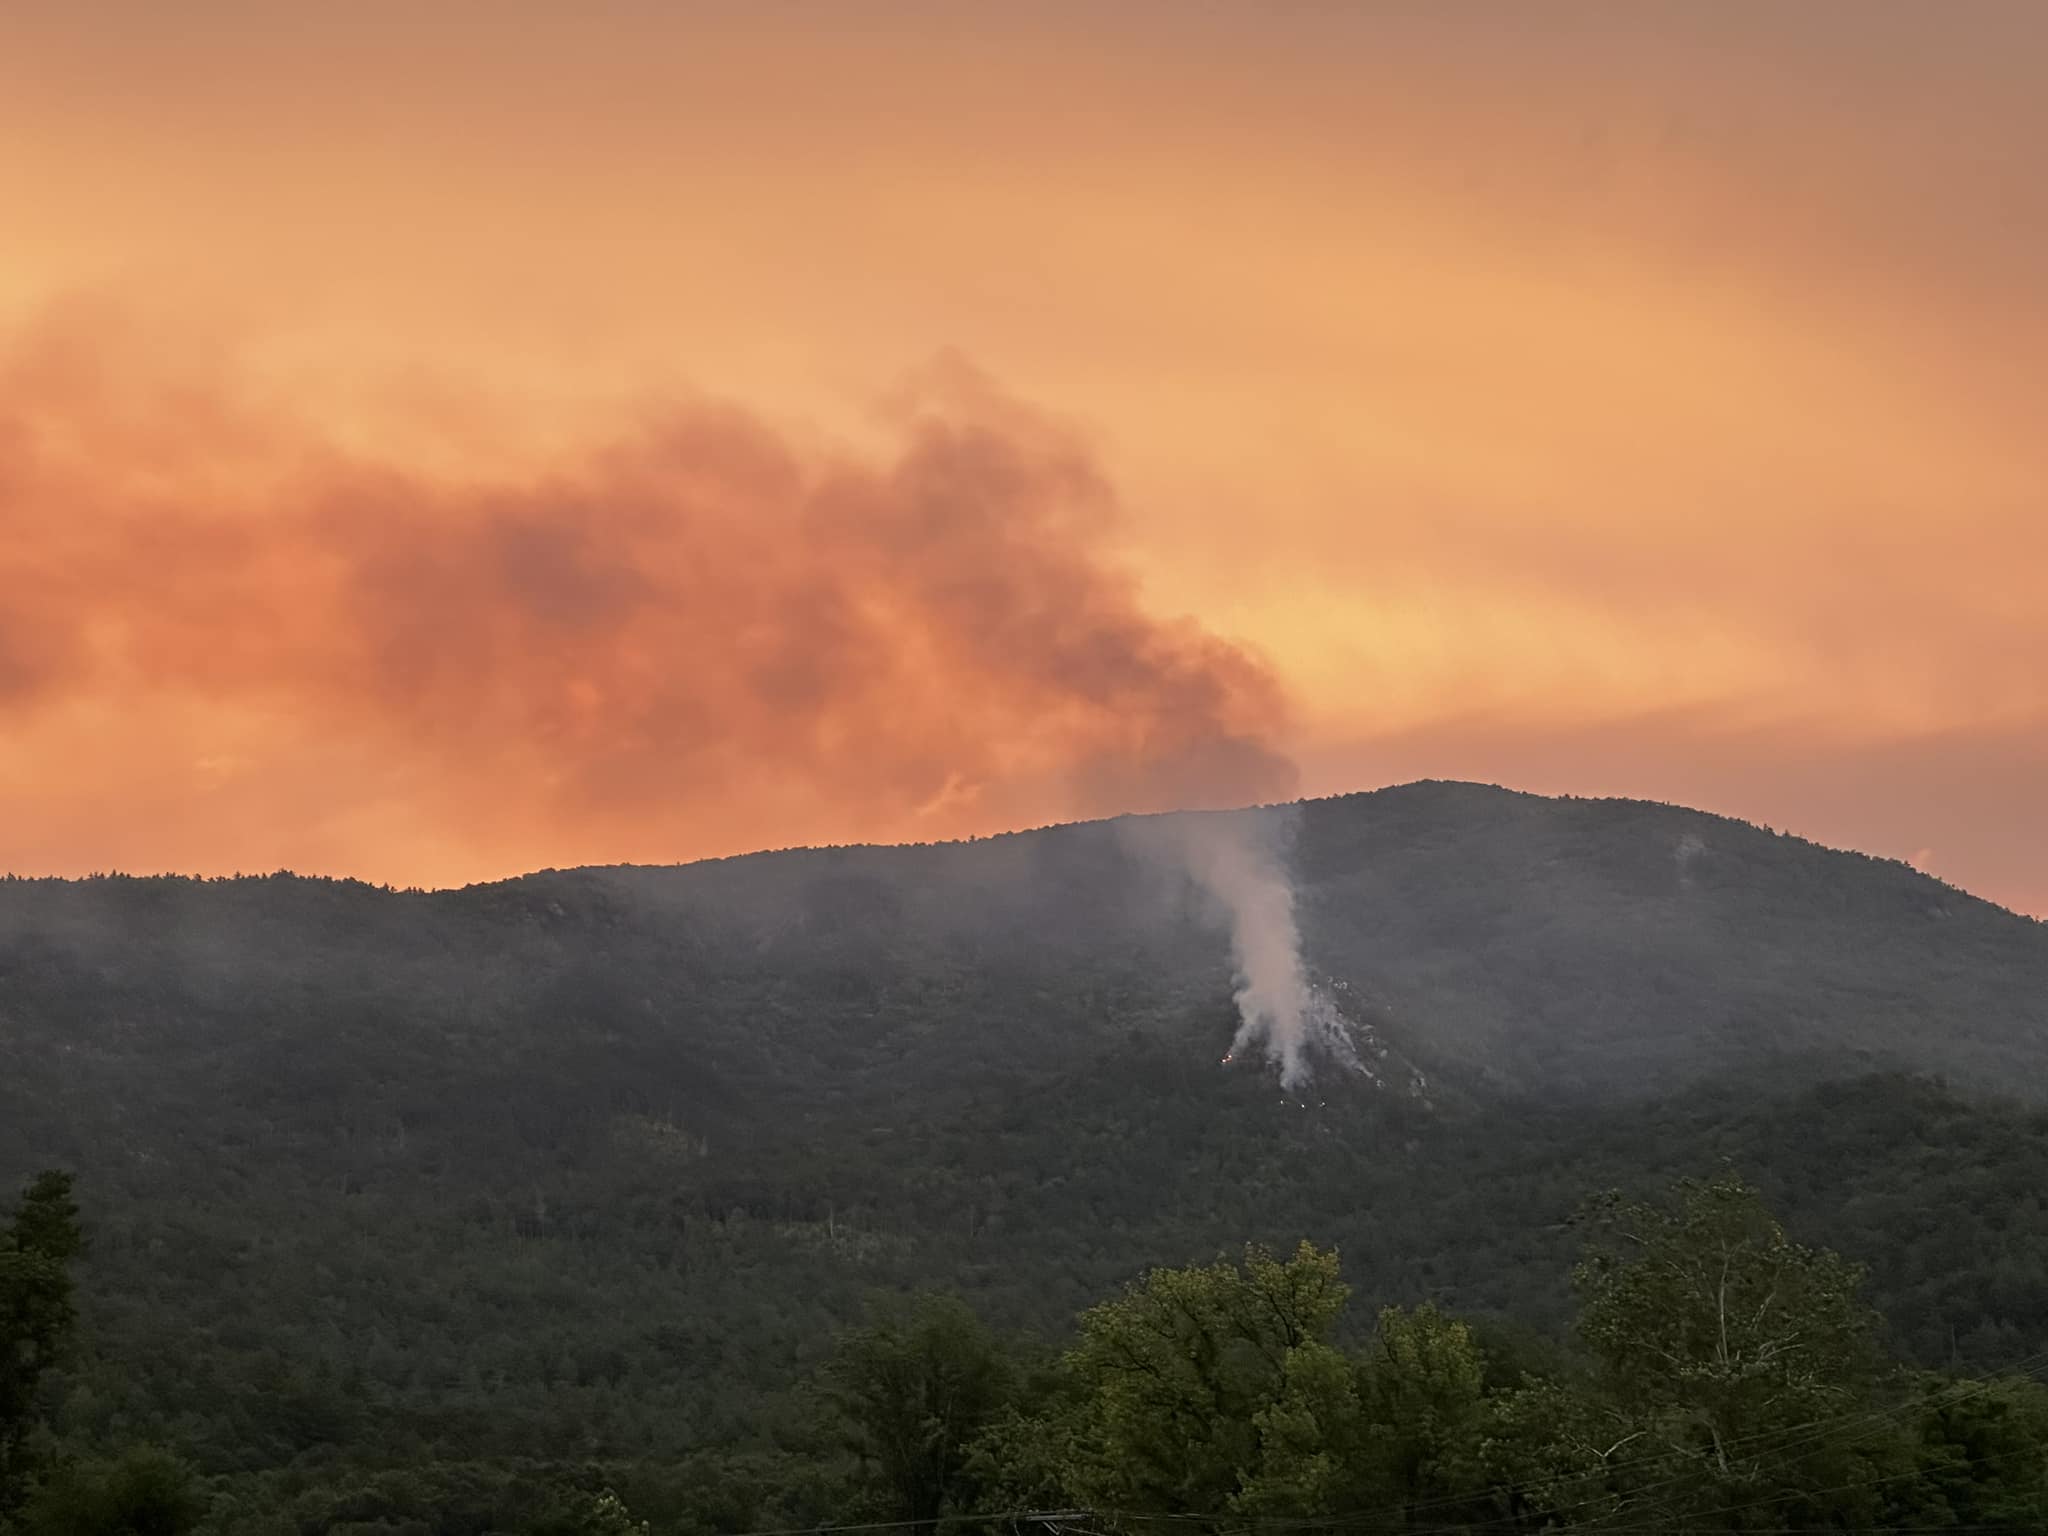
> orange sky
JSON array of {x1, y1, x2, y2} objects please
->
[{"x1": 3, "y1": 2, "x2": 2044, "y2": 911}]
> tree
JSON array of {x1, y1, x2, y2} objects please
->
[
  {"x1": 1235, "y1": 1303, "x2": 1492, "y2": 1528},
  {"x1": 1893, "y1": 1371, "x2": 2048, "y2": 1530},
  {"x1": 823, "y1": 1292, "x2": 1016, "y2": 1525},
  {"x1": 0, "y1": 1172, "x2": 83, "y2": 1512},
  {"x1": 1060, "y1": 1241, "x2": 1347, "y2": 1515},
  {"x1": 1354, "y1": 1304, "x2": 1489, "y2": 1523},
  {"x1": 1231, "y1": 1335, "x2": 1366, "y2": 1518},
  {"x1": 1532, "y1": 1175, "x2": 1906, "y2": 1530},
  {"x1": 11, "y1": 1445, "x2": 205, "y2": 1536}
]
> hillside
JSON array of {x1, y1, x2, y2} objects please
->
[
  {"x1": 5, "y1": 781, "x2": 2048, "y2": 1530},
  {"x1": 8, "y1": 781, "x2": 2039, "y2": 1133}
]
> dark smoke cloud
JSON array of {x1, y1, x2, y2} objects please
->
[{"x1": 0, "y1": 313, "x2": 1295, "y2": 879}]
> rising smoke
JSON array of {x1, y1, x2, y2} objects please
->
[
  {"x1": 3, "y1": 304, "x2": 1356, "y2": 1084},
  {"x1": 1125, "y1": 808, "x2": 1362, "y2": 1092}
]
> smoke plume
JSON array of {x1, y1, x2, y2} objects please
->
[
  {"x1": 1126, "y1": 808, "x2": 1359, "y2": 1092},
  {"x1": 2, "y1": 304, "x2": 1356, "y2": 1082},
  {"x1": 0, "y1": 307, "x2": 1296, "y2": 884}
]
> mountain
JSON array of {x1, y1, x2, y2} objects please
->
[
  {"x1": 5, "y1": 781, "x2": 2048, "y2": 1524},
  {"x1": 9, "y1": 780, "x2": 2037, "y2": 1130},
  {"x1": 1287, "y1": 782, "x2": 2045, "y2": 1097}
]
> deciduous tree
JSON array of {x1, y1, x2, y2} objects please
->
[{"x1": 0, "y1": 1172, "x2": 82, "y2": 1512}]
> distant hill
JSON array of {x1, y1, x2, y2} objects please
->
[
  {"x1": 1286, "y1": 782, "x2": 2047, "y2": 1098},
  {"x1": 20, "y1": 779, "x2": 2037, "y2": 1127},
  {"x1": 4, "y1": 781, "x2": 2047, "y2": 1519}
]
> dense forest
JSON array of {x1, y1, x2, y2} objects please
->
[
  {"x1": 4, "y1": 784, "x2": 2047, "y2": 1530},
  {"x1": 7, "y1": 1168, "x2": 2048, "y2": 1532}
]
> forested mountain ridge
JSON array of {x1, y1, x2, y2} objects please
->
[
  {"x1": 5, "y1": 781, "x2": 2048, "y2": 1532},
  {"x1": 4, "y1": 780, "x2": 2042, "y2": 1135}
]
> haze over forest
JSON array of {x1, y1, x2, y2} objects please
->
[
  {"x1": 6, "y1": 3, "x2": 2048, "y2": 1534},
  {"x1": 6, "y1": 786, "x2": 2048, "y2": 1531}
]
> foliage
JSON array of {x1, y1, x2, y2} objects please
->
[
  {"x1": 1507, "y1": 1177, "x2": 1907, "y2": 1529},
  {"x1": 540, "y1": 1488, "x2": 653, "y2": 1536},
  {"x1": 0, "y1": 1172, "x2": 81, "y2": 1512},
  {"x1": 821, "y1": 1294, "x2": 1015, "y2": 1524},
  {"x1": 1350, "y1": 1304, "x2": 1490, "y2": 1521},
  {"x1": 1893, "y1": 1372, "x2": 2048, "y2": 1531},
  {"x1": 7, "y1": 1164, "x2": 2048, "y2": 1533},
  {"x1": 1057, "y1": 1241, "x2": 1345, "y2": 1513},
  {"x1": 5, "y1": 786, "x2": 2048, "y2": 1527},
  {"x1": 11, "y1": 1445, "x2": 205, "y2": 1536},
  {"x1": 953, "y1": 1177, "x2": 2048, "y2": 1533},
  {"x1": 1227, "y1": 1302, "x2": 1492, "y2": 1524}
]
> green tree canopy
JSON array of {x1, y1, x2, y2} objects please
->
[
  {"x1": 0, "y1": 1172, "x2": 82, "y2": 1512},
  {"x1": 1060, "y1": 1240, "x2": 1346, "y2": 1514},
  {"x1": 823, "y1": 1292, "x2": 1016, "y2": 1525},
  {"x1": 11, "y1": 1445, "x2": 204, "y2": 1536},
  {"x1": 1506, "y1": 1174, "x2": 1906, "y2": 1529},
  {"x1": 1235, "y1": 1301, "x2": 1491, "y2": 1526}
]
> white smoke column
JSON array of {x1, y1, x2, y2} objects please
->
[{"x1": 1131, "y1": 809, "x2": 1319, "y2": 1091}]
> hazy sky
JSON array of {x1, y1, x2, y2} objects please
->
[{"x1": 4, "y1": 2, "x2": 2044, "y2": 910}]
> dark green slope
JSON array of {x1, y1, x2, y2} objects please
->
[
  {"x1": 6, "y1": 780, "x2": 2041, "y2": 1146},
  {"x1": 4, "y1": 780, "x2": 2048, "y2": 1513},
  {"x1": 1288, "y1": 783, "x2": 2046, "y2": 1095}
]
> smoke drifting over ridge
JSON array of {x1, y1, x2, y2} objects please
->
[
  {"x1": 1, "y1": 308, "x2": 1354, "y2": 1081},
  {"x1": 0, "y1": 312, "x2": 1297, "y2": 879}
]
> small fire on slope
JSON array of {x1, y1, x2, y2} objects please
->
[{"x1": 1217, "y1": 973, "x2": 1433, "y2": 1109}]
